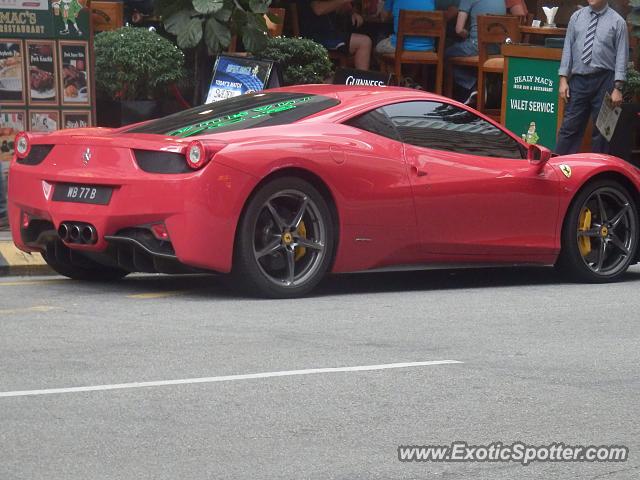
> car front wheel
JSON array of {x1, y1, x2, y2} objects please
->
[
  {"x1": 233, "y1": 177, "x2": 335, "y2": 298},
  {"x1": 558, "y1": 180, "x2": 639, "y2": 282}
]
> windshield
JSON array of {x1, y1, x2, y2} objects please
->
[{"x1": 125, "y1": 93, "x2": 339, "y2": 138}]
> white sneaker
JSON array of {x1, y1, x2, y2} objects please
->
[{"x1": 463, "y1": 90, "x2": 478, "y2": 106}]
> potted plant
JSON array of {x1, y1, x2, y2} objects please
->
[
  {"x1": 259, "y1": 37, "x2": 333, "y2": 86},
  {"x1": 95, "y1": 26, "x2": 186, "y2": 126},
  {"x1": 609, "y1": 6, "x2": 640, "y2": 164}
]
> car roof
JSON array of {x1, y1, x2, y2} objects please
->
[
  {"x1": 266, "y1": 84, "x2": 468, "y2": 122},
  {"x1": 270, "y1": 84, "x2": 447, "y2": 103}
]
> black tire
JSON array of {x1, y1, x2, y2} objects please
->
[
  {"x1": 42, "y1": 242, "x2": 129, "y2": 282},
  {"x1": 557, "y1": 179, "x2": 638, "y2": 283},
  {"x1": 233, "y1": 176, "x2": 336, "y2": 298}
]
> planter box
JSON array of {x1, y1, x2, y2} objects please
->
[{"x1": 609, "y1": 102, "x2": 640, "y2": 166}]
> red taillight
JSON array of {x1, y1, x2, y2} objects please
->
[
  {"x1": 150, "y1": 223, "x2": 170, "y2": 241},
  {"x1": 15, "y1": 132, "x2": 30, "y2": 159},
  {"x1": 185, "y1": 140, "x2": 208, "y2": 170},
  {"x1": 22, "y1": 211, "x2": 30, "y2": 229}
]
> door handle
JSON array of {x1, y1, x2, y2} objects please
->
[{"x1": 411, "y1": 165, "x2": 428, "y2": 177}]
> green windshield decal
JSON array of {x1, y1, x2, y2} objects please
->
[{"x1": 167, "y1": 96, "x2": 314, "y2": 138}]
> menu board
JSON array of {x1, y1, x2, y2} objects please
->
[
  {"x1": 205, "y1": 55, "x2": 276, "y2": 104},
  {"x1": 0, "y1": 39, "x2": 24, "y2": 103},
  {"x1": 0, "y1": 1, "x2": 95, "y2": 161}
]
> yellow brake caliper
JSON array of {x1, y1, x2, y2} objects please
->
[
  {"x1": 295, "y1": 221, "x2": 307, "y2": 261},
  {"x1": 578, "y1": 208, "x2": 592, "y2": 257}
]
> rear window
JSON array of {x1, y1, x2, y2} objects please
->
[{"x1": 125, "y1": 93, "x2": 339, "y2": 138}]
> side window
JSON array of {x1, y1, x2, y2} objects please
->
[
  {"x1": 345, "y1": 109, "x2": 401, "y2": 142},
  {"x1": 380, "y1": 101, "x2": 525, "y2": 159}
]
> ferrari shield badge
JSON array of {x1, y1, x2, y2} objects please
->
[
  {"x1": 82, "y1": 148, "x2": 92, "y2": 166},
  {"x1": 559, "y1": 164, "x2": 572, "y2": 178}
]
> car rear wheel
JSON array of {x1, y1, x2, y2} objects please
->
[
  {"x1": 233, "y1": 177, "x2": 335, "y2": 298},
  {"x1": 42, "y1": 242, "x2": 129, "y2": 282},
  {"x1": 558, "y1": 180, "x2": 638, "y2": 282}
]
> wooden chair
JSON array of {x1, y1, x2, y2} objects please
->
[
  {"x1": 444, "y1": 15, "x2": 521, "y2": 105},
  {"x1": 380, "y1": 10, "x2": 446, "y2": 93},
  {"x1": 289, "y1": 2, "x2": 301, "y2": 37},
  {"x1": 476, "y1": 14, "x2": 521, "y2": 115}
]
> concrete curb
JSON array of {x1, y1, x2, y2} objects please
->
[{"x1": 0, "y1": 233, "x2": 53, "y2": 276}]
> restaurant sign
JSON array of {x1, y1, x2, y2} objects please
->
[
  {"x1": 0, "y1": 1, "x2": 90, "y2": 39},
  {"x1": 504, "y1": 56, "x2": 560, "y2": 150}
]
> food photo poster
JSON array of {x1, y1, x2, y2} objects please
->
[
  {"x1": 26, "y1": 39, "x2": 58, "y2": 105},
  {"x1": 0, "y1": 39, "x2": 25, "y2": 104},
  {"x1": 59, "y1": 40, "x2": 89, "y2": 105},
  {"x1": 29, "y1": 110, "x2": 59, "y2": 132},
  {"x1": 0, "y1": 109, "x2": 25, "y2": 162},
  {"x1": 62, "y1": 110, "x2": 90, "y2": 129}
]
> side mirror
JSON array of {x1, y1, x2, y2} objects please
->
[{"x1": 527, "y1": 144, "x2": 552, "y2": 165}]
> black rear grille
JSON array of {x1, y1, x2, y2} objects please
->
[
  {"x1": 133, "y1": 149, "x2": 190, "y2": 174},
  {"x1": 111, "y1": 227, "x2": 176, "y2": 256},
  {"x1": 17, "y1": 145, "x2": 54, "y2": 165}
]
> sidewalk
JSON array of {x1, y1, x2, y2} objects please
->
[{"x1": 0, "y1": 228, "x2": 51, "y2": 276}]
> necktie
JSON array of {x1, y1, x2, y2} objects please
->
[{"x1": 581, "y1": 11, "x2": 600, "y2": 65}]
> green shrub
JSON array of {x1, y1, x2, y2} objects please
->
[
  {"x1": 95, "y1": 27, "x2": 185, "y2": 101},
  {"x1": 627, "y1": 0, "x2": 640, "y2": 100},
  {"x1": 623, "y1": 63, "x2": 640, "y2": 102},
  {"x1": 260, "y1": 37, "x2": 333, "y2": 86}
]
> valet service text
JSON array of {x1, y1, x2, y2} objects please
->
[{"x1": 509, "y1": 99, "x2": 555, "y2": 113}]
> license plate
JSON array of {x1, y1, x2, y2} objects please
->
[{"x1": 52, "y1": 184, "x2": 113, "y2": 205}]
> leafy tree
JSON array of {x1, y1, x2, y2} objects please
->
[{"x1": 156, "y1": 0, "x2": 272, "y2": 54}]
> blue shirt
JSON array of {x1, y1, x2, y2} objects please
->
[
  {"x1": 558, "y1": 5, "x2": 628, "y2": 82},
  {"x1": 458, "y1": 0, "x2": 505, "y2": 43},
  {"x1": 384, "y1": 0, "x2": 436, "y2": 51}
]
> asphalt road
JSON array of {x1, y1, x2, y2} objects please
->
[{"x1": 0, "y1": 266, "x2": 639, "y2": 479}]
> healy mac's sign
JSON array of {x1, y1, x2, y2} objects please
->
[{"x1": 504, "y1": 57, "x2": 561, "y2": 150}]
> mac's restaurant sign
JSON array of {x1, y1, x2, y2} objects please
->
[
  {"x1": 504, "y1": 57, "x2": 560, "y2": 150},
  {"x1": 0, "y1": 1, "x2": 90, "y2": 39}
]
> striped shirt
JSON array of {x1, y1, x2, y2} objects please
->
[{"x1": 558, "y1": 5, "x2": 628, "y2": 82}]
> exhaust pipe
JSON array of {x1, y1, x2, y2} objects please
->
[
  {"x1": 58, "y1": 223, "x2": 71, "y2": 242},
  {"x1": 81, "y1": 225, "x2": 97, "y2": 244},
  {"x1": 69, "y1": 224, "x2": 81, "y2": 243}
]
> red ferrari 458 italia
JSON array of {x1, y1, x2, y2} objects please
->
[{"x1": 8, "y1": 85, "x2": 640, "y2": 297}]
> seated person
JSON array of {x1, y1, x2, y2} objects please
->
[
  {"x1": 505, "y1": 0, "x2": 527, "y2": 17},
  {"x1": 444, "y1": 0, "x2": 505, "y2": 104},
  {"x1": 298, "y1": 0, "x2": 373, "y2": 70},
  {"x1": 375, "y1": 0, "x2": 436, "y2": 54},
  {"x1": 436, "y1": 0, "x2": 461, "y2": 47}
]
